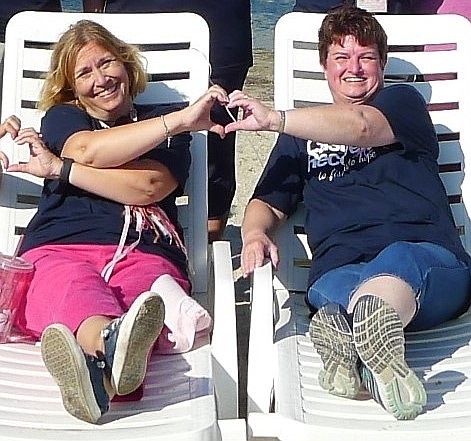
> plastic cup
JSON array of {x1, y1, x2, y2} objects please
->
[{"x1": 0, "y1": 254, "x2": 34, "y2": 343}]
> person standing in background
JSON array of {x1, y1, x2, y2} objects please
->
[
  {"x1": 293, "y1": 0, "x2": 345, "y2": 12},
  {"x1": 293, "y1": 0, "x2": 471, "y2": 15},
  {"x1": 412, "y1": 0, "x2": 471, "y2": 20},
  {"x1": 84, "y1": 0, "x2": 253, "y2": 242},
  {"x1": 0, "y1": 1, "x2": 62, "y2": 121},
  {"x1": 293, "y1": 0, "x2": 413, "y2": 13}
]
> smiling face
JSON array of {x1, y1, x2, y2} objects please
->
[
  {"x1": 73, "y1": 41, "x2": 133, "y2": 122},
  {"x1": 323, "y1": 35, "x2": 385, "y2": 105}
]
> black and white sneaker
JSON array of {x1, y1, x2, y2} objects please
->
[
  {"x1": 353, "y1": 295, "x2": 426, "y2": 420},
  {"x1": 101, "y1": 291, "x2": 165, "y2": 396},
  {"x1": 41, "y1": 324, "x2": 110, "y2": 424},
  {"x1": 309, "y1": 302, "x2": 361, "y2": 399}
]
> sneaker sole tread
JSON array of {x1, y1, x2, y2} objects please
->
[
  {"x1": 353, "y1": 295, "x2": 427, "y2": 420},
  {"x1": 41, "y1": 324, "x2": 102, "y2": 424},
  {"x1": 309, "y1": 305, "x2": 360, "y2": 399},
  {"x1": 112, "y1": 292, "x2": 165, "y2": 395}
]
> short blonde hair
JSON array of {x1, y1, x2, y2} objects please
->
[{"x1": 38, "y1": 20, "x2": 148, "y2": 111}]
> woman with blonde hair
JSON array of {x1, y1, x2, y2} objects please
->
[{"x1": 0, "y1": 19, "x2": 228, "y2": 424}]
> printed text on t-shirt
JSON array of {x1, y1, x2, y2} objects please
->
[{"x1": 306, "y1": 141, "x2": 377, "y2": 181}]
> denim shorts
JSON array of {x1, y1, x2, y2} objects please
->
[{"x1": 307, "y1": 241, "x2": 471, "y2": 331}]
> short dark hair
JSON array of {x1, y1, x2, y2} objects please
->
[{"x1": 318, "y1": 5, "x2": 388, "y2": 68}]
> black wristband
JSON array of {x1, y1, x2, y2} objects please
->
[{"x1": 59, "y1": 157, "x2": 74, "y2": 183}]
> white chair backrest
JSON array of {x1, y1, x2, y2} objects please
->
[
  {"x1": 274, "y1": 12, "x2": 471, "y2": 291},
  {"x1": 0, "y1": 11, "x2": 209, "y2": 293}
]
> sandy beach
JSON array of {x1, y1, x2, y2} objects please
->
[
  {"x1": 229, "y1": 49, "x2": 276, "y2": 229},
  {"x1": 225, "y1": 48, "x2": 276, "y2": 254}
]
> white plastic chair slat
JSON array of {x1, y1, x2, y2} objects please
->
[
  {"x1": 387, "y1": 50, "x2": 459, "y2": 72},
  {"x1": 16, "y1": 78, "x2": 44, "y2": 103},
  {"x1": 291, "y1": 79, "x2": 331, "y2": 105},
  {"x1": 142, "y1": 50, "x2": 210, "y2": 74},
  {"x1": 0, "y1": 338, "x2": 218, "y2": 435},
  {"x1": 441, "y1": 171, "x2": 465, "y2": 196},
  {"x1": 432, "y1": 111, "x2": 464, "y2": 134},
  {"x1": 438, "y1": 140, "x2": 462, "y2": 163}
]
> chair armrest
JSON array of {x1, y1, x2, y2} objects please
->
[
  {"x1": 218, "y1": 418, "x2": 248, "y2": 441},
  {"x1": 247, "y1": 260, "x2": 275, "y2": 413},
  {"x1": 210, "y1": 240, "x2": 239, "y2": 419}
]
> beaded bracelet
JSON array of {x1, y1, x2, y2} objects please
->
[{"x1": 277, "y1": 110, "x2": 286, "y2": 134}]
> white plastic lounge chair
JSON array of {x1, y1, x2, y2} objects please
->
[
  {"x1": 0, "y1": 11, "x2": 244, "y2": 440},
  {"x1": 247, "y1": 12, "x2": 471, "y2": 441}
]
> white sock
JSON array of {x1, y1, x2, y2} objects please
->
[{"x1": 151, "y1": 275, "x2": 212, "y2": 352}]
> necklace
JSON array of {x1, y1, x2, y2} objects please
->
[{"x1": 98, "y1": 107, "x2": 137, "y2": 129}]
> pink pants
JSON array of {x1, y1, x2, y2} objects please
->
[{"x1": 16, "y1": 244, "x2": 191, "y2": 351}]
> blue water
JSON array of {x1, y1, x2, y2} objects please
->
[
  {"x1": 60, "y1": 0, "x2": 295, "y2": 49},
  {"x1": 252, "y1": 0, "x2": 295, "y2": 49}
]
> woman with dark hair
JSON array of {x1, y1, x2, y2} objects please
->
[{"x1": 226, "y1": 5, "x2": 471, "y2": 420}]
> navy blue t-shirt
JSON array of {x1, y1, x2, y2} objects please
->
[
  {"x1": 253, "y1": 84, "x2": 470, "y2": 286},
  {"x1": 103, "y1": 0, "x2": 253, "y2": 76},
  {"x1": 0, "y1": 0, "x2": 61, "y2": 41},
  {"x1": 19, "y1": 103, "x2": 191, "y2": 274},
  {"x1": 293, "y1": 0, "x2": 413, "y2": 13}
]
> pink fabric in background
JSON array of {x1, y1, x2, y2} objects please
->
[
  {"x1": 437, "y1": 0, "x2": 471, "y2": 19},
  {"x1": 413, "y1": 0, "x2": 471, "y2": 19}
]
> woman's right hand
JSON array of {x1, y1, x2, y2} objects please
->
[
  {"x1": 225, "y1": 90, "x2": 281, "y2": 134},
  {"x1": 241, "y1": 230, "x2": 279, "y2": 278},
  {"x1": 0, "y1": 115, "x2": 21, "y2": 169},
  {"x1": 8, "y1": 128, "x2": 63, "y2": 179},
  {"x1": 179, "y1": 84, "x2": 230, "y2": 138}
]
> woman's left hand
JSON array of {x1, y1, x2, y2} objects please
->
[
  {"x1": 8, "y1": 128, "x2": 63, "y2": 179},
  {"x1": 182, "y1": 84, "x2": 230, "y2": 138}
]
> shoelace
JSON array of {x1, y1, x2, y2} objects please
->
[
  {"x1": 101, "y1": 205, "x2": 187, "y2": 282},
  {"x1": 85, "y1": 353, "x2": 107, "y2": 370},
  {"x1": 99, "y1": 318, "x2": 121, "y2": 378},
  {"x1": 131, "y1": 205, "x2": 187, "y2": 255},
  {"x1": 100, "y1": 316, "x2": 121, "y2": 341}
]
